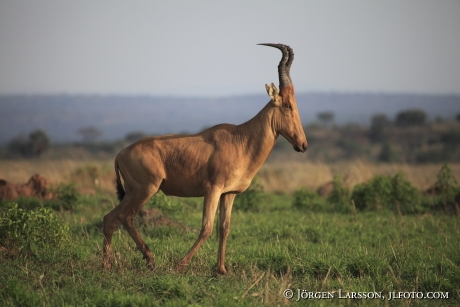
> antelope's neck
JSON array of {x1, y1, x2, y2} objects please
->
[{"x1": 237, "y1": 102, "x2": 278, "y2": 173}]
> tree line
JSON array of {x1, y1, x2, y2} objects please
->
[{"x1": 3, "y1": 109, "x2": 460, "y2": 161}]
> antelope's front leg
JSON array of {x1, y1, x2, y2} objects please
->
[
  {"x1": 216, "y1": 193, "x2": 236, "y2": 275},
  {"x1": 176, "y1": 188, "x2": 221, "y2": 272}
]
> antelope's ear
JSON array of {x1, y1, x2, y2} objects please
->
[{"x1": 265, "y1": 83, "x2": 281, "y2": 106}]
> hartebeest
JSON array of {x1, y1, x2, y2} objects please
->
[{"x1": 103, "y1": 44, "x2": 308, "y2": 274}]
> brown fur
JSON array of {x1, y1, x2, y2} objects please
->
[
  {"x1": 0, "y1": 174, "x2": 52, "y2": 200},
  {"x1": 102, "y1": 48, "x2": 308, "y2": 275}
]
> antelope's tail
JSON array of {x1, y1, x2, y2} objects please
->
[{"x1": 114, "y1": 158, "x2": 125, "y2": 201}]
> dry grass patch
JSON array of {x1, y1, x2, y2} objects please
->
[
  {"x1": 1, "y1": 158, "x2": 460, "y2": 196},
  {"x1": 0, "y1": 159, "x2": 115, "y2": 193},
  {"x1": 258, "y1": 160, "x2": 460, "y2": 194}
]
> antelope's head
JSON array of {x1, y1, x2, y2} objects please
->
[{"x1": 259, "y1": 43, "x2": 308, "y2": 153}]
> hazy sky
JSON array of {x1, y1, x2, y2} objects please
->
[{"x1": 1, "y1": 1, "x2": 459, "y2": 97}]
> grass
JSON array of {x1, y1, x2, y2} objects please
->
[{"x1": 1, "y1": 190, "x2": 459, "y2": 306}]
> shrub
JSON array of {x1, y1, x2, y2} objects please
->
[
  {"x1": 350, "y1": 184, "x2": 367, "y2": 211},
  {"x1": 352, "y1": 175, "x2": 393, "y2": 211},
  {"x1": 0, "y1": 202, "x2": 69, "y2": 256},
  {"x1": 328, "y1": 176, "x2": 351, "y2": 212},
  {"x1": 234, "y1": 178, "x2": 266, "y2": 212},
  {"x1": 293, "y1": 187, "x2": 326, "y2": 211},
  {"x1": 391, "y1": 172, "x2": 422, "y2": 214},
  {"x1": 351, "y1": 173, "x2": 421, "y2": 213},
  {"x1": 428, "y1": 164, "x2": 460, "y2": 213},
  {"x1": 435, "y1": 164, "x2": 458, "y2": 203},
  {"x1": 147, "y1": 190, "x2": 182, "y2": 214},
  {"x1": 48, "y1": 183, "x2": 80, "y2": 211}
]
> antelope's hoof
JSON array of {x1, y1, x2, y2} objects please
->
[
  {"x1": 146, "y1": 262, "x2": 156, "y2": 271},
  {"x1": 175, "y1": 262, "x2": 188, "y2": 273},
  {"x1": 102, "y1": 260, "x2": 112, "y2": 270},
  {"x1": 214, "y1": 266, "x2": 228, "y2": 276},
  {"x1": 145, "y1": 258, "x2": 156, "y2": 271}
]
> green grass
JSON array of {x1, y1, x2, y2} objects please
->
[{"x1": 1, "y1": 192, "x2": 459, "y2": 306}]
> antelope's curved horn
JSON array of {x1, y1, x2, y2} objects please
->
[{"x1": 258, "y1": 43, "x2": 294, "y2": 88}]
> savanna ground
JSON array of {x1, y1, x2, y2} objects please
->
[{"x1": 1, "y1": 158, "x2": 460, "y2": 306}]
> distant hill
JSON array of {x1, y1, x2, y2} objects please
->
[{"x1": 1, "y1": 93, "x2": 459, "y2": 145}]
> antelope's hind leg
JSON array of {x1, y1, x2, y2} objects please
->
[
  {"x1": 103, "y1": 203, "x2": 123, "y2": 269},
  {"x1": 103, "y1": 188, "x2": 158, "y2": 270},
  {"x1": 120, "y1": 192, "x2": 158, "y2": 270}
]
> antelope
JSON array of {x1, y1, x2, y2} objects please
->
[{"x1": 102, "y1": 44, "x2": 308, "y2": 274}]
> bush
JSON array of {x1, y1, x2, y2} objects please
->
[
  {"x1": 48, "y1": 183, "x2": 80, "y2": 211},
  {"x1": 352, "y1": 175, "x2": 393, "y2": 211},
  {"x1": 327, "y1": 176, "x2": 352, "y2": 213},
  {"x1": 351, "y1": 173, "x2": 421, "y2": 213},
  {"x1": 391, "y1": 172, "x2": 422, "y2": 214},
  {"x1": 293, "y1": 177, "x2": 352, "y2": 213},
  {"x1": 234, "y1": 178, "x2": 266, "y2": 212},
  {"x1": 427, "y1": 164, "x2": 460, "y2": 213},
  {"x1": 293, "y1": 187, "x2": 326, "y2": 211},
  {"x1": 0, "y1": 203, "x2": 69, "y2": 256},
  {"x1": 147, "y1": 190, "x2": 182, "y2": 214},
  {"x1": 435, "y1": 164, "x2": 458, "y2": 202}
]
